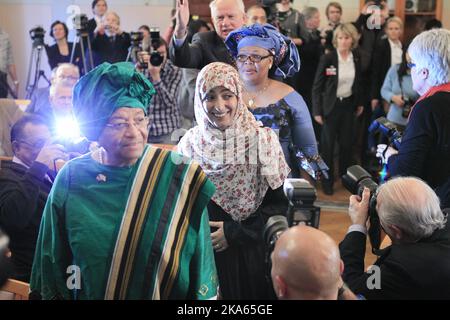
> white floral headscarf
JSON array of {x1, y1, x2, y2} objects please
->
[{"x1": 178, "y1": 62, "x2": 289, "y2": 221}]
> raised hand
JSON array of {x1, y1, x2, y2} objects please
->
[{"x1": 174, "y1": 0, "x2": 190, "y2": 39}]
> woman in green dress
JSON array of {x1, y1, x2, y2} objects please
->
[{"x1": 30, "y1": 62, "x2": 218, "y2": 300}]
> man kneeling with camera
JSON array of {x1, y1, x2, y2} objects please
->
[{"x1": 340, "y1": 177, "x2": 450, "y2": 299}]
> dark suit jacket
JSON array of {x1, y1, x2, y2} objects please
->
[
  {"x1": 370, "y1": 38, "x2": 394, "y2": 100},
  {"x1": 91, "y1": 32, "x2": 131, "y2": 66},
  {"x1": 312, "y1": 49, "x2": 363, "y2": 117},
  {"x1": 169, "y1": 31, "x2": 234, "y2": 70},
  {"x1": 0, "y1": 160, "x2": 52, "y2": 282},
  {"x1": 388, "y1": 92, "x2": 450, "y2": 208},
  {"x1": 339, "y1": 217, "x2": 450, "y2": 299}
]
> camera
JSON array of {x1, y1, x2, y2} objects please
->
[
  {"x1": 73, "y1": 14, "x2": 89, "y2": 32},
  {"x1": 29, "y1": 26, "x2": 45, "y2": 47},
  {"x1": 130, "y1": 31, "x2": 144, "y2": 45},
  {"x1": 263, "y1": 179, "x2": 320, "y2": 258},
  {"x1": 368, "y1": 117, "x2": 403, "y2": 150},
  {"x1": 52, "y1": 137, "x2": 91, "y2": 155},
  {"x1": 342, "y1": 165, "x2": 384, "y2": 255},
  {"x1": 402, "y1": 97, "x2": 415, "y2": 118},
  {"x1": 149, "y1": 28, "x2": 164, "y2": 67}
]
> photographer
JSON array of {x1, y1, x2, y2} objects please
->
[
  {"x1": 379, "y1": 29, "x2": 450, "y2": 208},
  {"x1": 91, "y1": 11, "x2": 130, "y2": 66},
  {"x1": 136, "y1": 38, "x2": 182, "y2": 144},
  {"x1": 87, "y1": 0, "x2": 108, "y2": 37},
  {"x1": 271, "y1": 225, "x2": 357, "y2": 300},
  {"x1": 339, "y1": 177, "x2": 450, "y2": 299},
  {"x1": 0, "y1": 114, "x2": 66, "y2": 282},
  {"x1": 0, "y1": 26, "x2": 19, "y2": 98},
  {"x1": 380, "y1": 46, "x2": 419, "y2": 128}
]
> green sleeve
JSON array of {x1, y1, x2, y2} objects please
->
[
  {"x1": 30, "y1": 164, "x2": 73, "y2": 300},
  {"x1": 191, "y1": 208, "x2": 218, "y2": 300}
]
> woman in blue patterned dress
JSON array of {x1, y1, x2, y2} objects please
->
[{"x1": 225, "y1": 24, "x2": 321, "y2": 177}]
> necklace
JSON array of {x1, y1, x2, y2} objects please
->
[{"x1": 247, "y1": 81, "x2": 270, "y2": 109}]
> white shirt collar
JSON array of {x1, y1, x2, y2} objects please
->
[
  {"x1": 12, "y1": 156, "x2": 29, "y2": 169},
  {"x1": 388, "y1": 38, "x2": 402, "y2": 49}
]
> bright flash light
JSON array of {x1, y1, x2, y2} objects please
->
[
  {"x1": 379, "y1": 164, "x2": 388, "y2": 182},
  {"x1": 55, "y1": 117, "x2": 81, "y2": 140}
]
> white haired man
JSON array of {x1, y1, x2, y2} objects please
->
[
  {"x1": 378, "y1": 29, "x2": 450, "y2": 208},
  {"x1": 340, "y1": 177, "x2": 450, "y2": 299},
  {"x1": 169, "y1": 0, "x2": 246, "y2": 69}
]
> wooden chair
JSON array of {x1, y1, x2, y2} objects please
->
[{"x1": 0, "y1": 279, "x2": 30, "y2": 300}]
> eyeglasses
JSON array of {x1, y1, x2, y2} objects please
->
[
  {"x1": 406, "y1": 62, "x2": 416, "y2": 69},
  {"x1": 105, "y1": 116, "x2": 149, "y2": 131},
  {"x1": 236, "y1": 54, "x2": 272, "y2": 63},
  {"x1": 16, "y1": 139, "x2": 46, "y2": 149}
]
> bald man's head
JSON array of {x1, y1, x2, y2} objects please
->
[{"x1": 271, "y1": 225, "x2": 343, "y2": 300}]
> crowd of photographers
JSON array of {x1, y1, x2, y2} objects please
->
[{"x1": 0, "y1": 0, "x2": 449, "y2": 300}]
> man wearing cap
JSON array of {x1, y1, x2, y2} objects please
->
[{"x1": 30, "y1": 62, "x2": 218, "y2": 300}]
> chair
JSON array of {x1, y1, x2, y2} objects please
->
[{"x1": 0, "y1": 279, "x2": 30, "y2": 300}]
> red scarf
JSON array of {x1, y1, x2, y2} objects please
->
[{"x1": 409, "y1": 82, "x2": 450, "y2": 121}]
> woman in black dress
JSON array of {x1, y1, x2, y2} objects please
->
[
  {"x1": 45, "y1": 21, "x2": 81, "y2": 71},
  {"x1": 178, "y1": 62, "x2": 289, "y2": 299}
]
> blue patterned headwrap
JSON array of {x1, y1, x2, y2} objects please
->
[{"x1": 225, "y1": 23, "x2": 300, "y2": 79}]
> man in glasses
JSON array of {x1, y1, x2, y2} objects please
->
[{"x1": 0, "y1": 114, "x2": 66, "y2": 282}]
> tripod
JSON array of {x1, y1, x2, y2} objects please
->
[
  {"x1": 71, "y1": 29, "x2": 94, "y2": 75},
  {"x1": 25, "y1": 38, "x2": 50, "y2": 99}
]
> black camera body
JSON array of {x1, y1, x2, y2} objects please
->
[
  {"x1": 29, "y1": 26, "x2": 45, "y2": 47},
  {"x1": 263, "y1": 179, "x2": 320, "y2": 256},
  {"x1": 149, "y1": 28, "x2": 164, "y2": 67},
  {"x1": 368, "y1": 117, "x2": 403, "y2": 150},
  {"x1": 342, "y1": 165, "x2": 384, "y2": 255},
  {"x1": 53, "y1": 137, "x2": 91, "y2": 155},
  {"x1": 73, "y1": 14, "x2": 89, "y2": 32}
]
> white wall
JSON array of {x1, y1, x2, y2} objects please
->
[{"x1": 1, "y1": 0, "x2": 449, "y2": 98}]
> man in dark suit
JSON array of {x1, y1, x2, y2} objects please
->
[
  {"x1": 169, "y1": 0, "x2": 247, "y2": 69},
  {"x1": 0, "y1": 114, "x2": 66, "y2": 282},
  {"x1": 339, "y1": 177, "x2": 450, "y2": 299},
  {"x1": 91, "y1": 11, "x2": 130, "y2": 67}
]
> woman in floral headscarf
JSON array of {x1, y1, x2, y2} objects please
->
[
  {"x1": 178, "y1": 62, "x2": 290, "y2": 299},
  {"x1": 225, "y1": 23, "x2": 320, "y2": 178}
]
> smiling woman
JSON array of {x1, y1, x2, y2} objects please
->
[
  {"x1": 29, "y1": 62, "x2": 219, "y2": 300},
  {"x1": 178, "y1": 62, "x2": 290, "y2": 299}
]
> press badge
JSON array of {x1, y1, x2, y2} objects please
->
[{"x1": 326, "y1": 66, "x2": 337, "y2": 76}]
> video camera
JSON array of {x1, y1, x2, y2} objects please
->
[
  {"x1": 342, "y1": 165, "x2": 384, "y2": 255},
  {"x1": 368, "y1": 117, "x2": 403, "y2": 150},
  {"x1": 73, "y1": 14, "x2": 89, "y2": 32},
  {"x1": 29, "y1": 26, "x2": 45, "y2": 47},
  {"x1": 263, "y1": 179, "x2": 320, "y2": 265}
]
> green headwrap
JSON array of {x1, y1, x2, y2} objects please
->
[{"x1": 72, "y1": 62, "x2": 156, "y2": 141}]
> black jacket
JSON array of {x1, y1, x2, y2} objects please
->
[
  {"x1": 312, "y1": 49, "x2": 363, "y2": 117},
  {"x1": 0, "y1": 160, "x2": 52, "y2": 282},
  {"x1": 370, "y1": 38, "x2": 395, "y2": 100},
  {"x1": 339, "y1": 217, "x2": 450, "y2": 300},
  {"x1": 91, "y1": 32, "x2": 131, "y2": 67},
  {"x1": 169, "y1": 31, "x2": 234, "y2": 70},
  {"x1": 388, "y1": 92, "x2": 450, "y2": 208}
]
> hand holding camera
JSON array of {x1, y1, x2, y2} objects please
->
[
  {"x1": 35, "y1": 142, "x2": 67, "y2": 170},
  {"x1": 348, "y1": 187, "x2": 370, "y2": 227}
]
